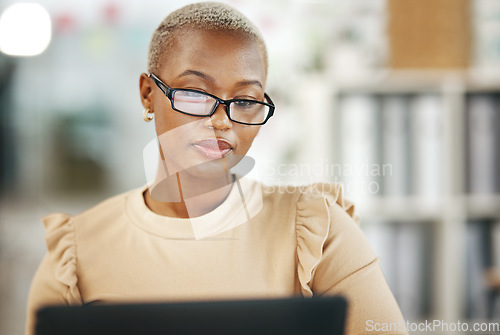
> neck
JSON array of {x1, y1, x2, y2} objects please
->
[{"x1": 144, "y1": 160, "x2": 235, "y2": 218}]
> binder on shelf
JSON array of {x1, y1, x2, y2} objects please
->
[
  {"x1": 394, "y1": 221, "x2": 431, "y2": 321},
  {"x1": 361, "y1": 220, "x2": 398, "y2": 292},
  {"x1": 466, "y1": 93, "x2": 500, "y2": 195},
  {"x1": 466, "y1": 219, "x2": 493, "y2": 319},
  {"x1": 380, "y1": 95, "x2": 410, "y2": 197},
  {"x1": 490, "y1": 220, "x2": 500, "y2": 318},
  {"x1": 337, "y1": 93, "x2": 382, "y2": 205},
  {"x1": 493, "y1": 220, "x2": 500, "y2": 269},
  {"x1": 409, "y1": 94, "x2": 444, "y2": 203}
]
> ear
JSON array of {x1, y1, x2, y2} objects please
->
[{"x1": 139, "y1": 73, "x2": 154, "y2": 110}]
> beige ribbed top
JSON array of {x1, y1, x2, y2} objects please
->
[{"x1": 26, "y1": 178, "x2": 407, "y2": 335}]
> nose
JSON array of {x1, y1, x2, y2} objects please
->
[{"x1": 204, "y1": 103, "x2": 232, "y2": 130}]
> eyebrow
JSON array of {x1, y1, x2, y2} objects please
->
[
  {"x1": 236, "y1": 79, "x2": 263, "y2": 89},
  {"x1": 177, "y1": 70, "x2": 215, "y2": 82},
  {"x1": 177, "y1": 69, "x2": 263, "y2": 89}
]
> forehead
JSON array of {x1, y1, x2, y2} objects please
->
[{"x1": 158, "y1": 28, "x2": 266, "y2": 84}]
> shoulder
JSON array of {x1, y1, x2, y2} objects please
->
[
  {"x1": 42, "y1": 186, "x2": 143, "y2": 231},
  {"x1": 41, "y1": 186, "x2": 145, "y2": 254},
  {"x1": 258, "y1": 182, "x2": 357, "y2": 224},
  {"x1": 75, "y1": 186, "x2": 143, "y2": 223}
]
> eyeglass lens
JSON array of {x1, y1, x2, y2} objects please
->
[{"x1": 173, "y1": 90, "x2": 215, "y2": 115}]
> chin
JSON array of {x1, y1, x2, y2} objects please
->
[{"x1": 183, "y1": 153, "x2": 243, "y2": 180}]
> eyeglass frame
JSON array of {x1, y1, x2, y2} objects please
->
[{"x1": 148, "y1": 73, "x2": 275, "y2": 126}]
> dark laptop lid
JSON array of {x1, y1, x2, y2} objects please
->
[{"x1": 36, "y1": 296, "x2": 347, "y2": 335}]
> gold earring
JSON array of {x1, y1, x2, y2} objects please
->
[{"x1": 143, "y1": 109, "x2": 153, "y2": 122}]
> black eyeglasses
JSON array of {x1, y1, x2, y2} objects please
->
[{"x1": 149, "y1": 73, "x2": 275, "y2": 126}]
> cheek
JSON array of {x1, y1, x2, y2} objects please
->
[
  {"x1": 156, "y1": 116, "x2": 201, "y2": 169},
  {"x1": 155, "y1": 113, "x2": 174, "y2": 138},
  {"x1": 153, "y1": 96, "x2": 172, "y2": 134},
  {"x1": 154, "y1": 104, "x2": 195, "y2": 138},
  {"x1": 152, "y1": 92, "x2": 188, "y2": 134},
  {"x1": 236, "y1": 126, "x2": 260, "y2": 151}
]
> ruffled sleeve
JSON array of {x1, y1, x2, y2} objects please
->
[
  {"x1": 25, "y1": 213, "x2": 82, "y2": 335},
  {"x1": 295, "y1": 183, "x2": 357, "y2": 296},
  {"x1": 42, "y1": 212, "x2": 82, "y2": 304}
]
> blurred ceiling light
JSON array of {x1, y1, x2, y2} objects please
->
[{"x1": 0, "y1": 3, "x2": 52, "y2": 57}]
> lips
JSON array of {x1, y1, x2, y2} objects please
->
[{"x1": 192, "y1": 138, "x2": 233, "y2": 160}]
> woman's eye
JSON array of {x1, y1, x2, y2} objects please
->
[
  {"x1": 234, "y1": 100, "x2": 257, "y2": 108},
  {"x1": 175, "y1": 90, "x2": 211, "y2": 104},
  {"x1": 183, "y1": 91, "x2": 205, "y2": 98}
]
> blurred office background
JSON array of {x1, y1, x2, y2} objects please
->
[{"x1": 0, "y1": 0, "x2": 499, "y2": 334}]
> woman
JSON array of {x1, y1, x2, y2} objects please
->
[{"x1": 26, "y1": 2, "x2": 407, "y2": 334}]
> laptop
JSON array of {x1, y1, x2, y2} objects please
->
[{"x1": 36, "y1": 296, "x2": 347, "y2": 335}]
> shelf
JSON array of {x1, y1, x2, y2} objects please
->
[
  {"x1": 331, "y1": 68, "x2": 500, "y2": 94},
  {"x1": 356, "y1": 194, "x2": 500, "y2": 221},
  {"x1": 356, "y1": 195, "x2": 445, "y2": 221},
  {"x1": 466, "y1": 194, "x2": 500, "y2": 219}
]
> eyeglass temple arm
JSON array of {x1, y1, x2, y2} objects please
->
[
  {"x1": 264, "y1": 93, "x2": 275, "y2": 118},
  {"x1": 264, "y1": 93, "x2": 275, "y2": 106},
  {"x1": 148, "y1": 73, "x2": 171, "y2": 97}
]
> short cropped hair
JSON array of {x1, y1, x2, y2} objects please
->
[{"x1": 147, "y1": 2, "x2": 268, "y2": 76}]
